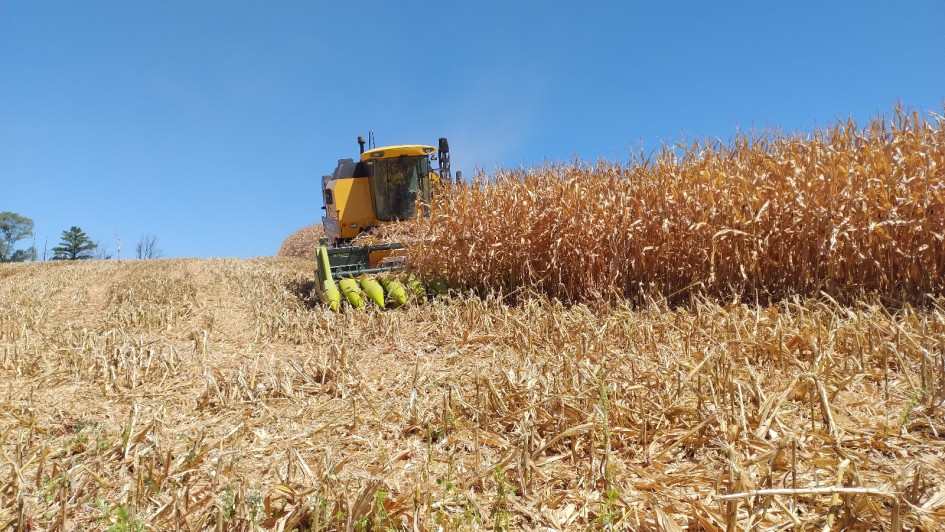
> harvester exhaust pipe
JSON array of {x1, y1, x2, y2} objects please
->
[
  {"x1": 357, "y1": 136, "x2": 366, "y2": 154},
  {"x1": 438, "y1": 137, "x2": 451, "y2": 184}
]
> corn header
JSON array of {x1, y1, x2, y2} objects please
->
[{"x1": 314, "y1": 135, "x2": 452, "y2": 309}]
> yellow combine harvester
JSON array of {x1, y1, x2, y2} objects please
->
[{"x1": 314, "y1": 135, "x2": 452, "y2": 309}]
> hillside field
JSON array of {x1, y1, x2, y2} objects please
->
[
  {"x1": 1, "y1": 258, "x2": 944, "y2": 530},
  {"x1": 2, "y1": 107, "x2": 944, "y2": 531}
]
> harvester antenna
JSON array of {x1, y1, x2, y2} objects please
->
[{"x1": 368, "y1": 131, "x2": 375, "y2": 149}]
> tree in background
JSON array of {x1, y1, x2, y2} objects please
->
[
  {"x1": 52, "y1": 226, "x2": 97, "y2": 260},
  {"x1": 93, "y1": 241, "x2": 113, "y2": 260},
  {"x1": 0, "y1": 211, "x2": 37, "y2": 262},
  {"x1": 136, "y1": 233, "x2": 163, "y2": 259}
]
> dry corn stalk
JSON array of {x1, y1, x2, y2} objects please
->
[
  {"x1": 276, "y1": 224, "x2": 325, "y2": 260},
  {"x1": 410, "y1": 106, "x2": 945, "y2": 305}
]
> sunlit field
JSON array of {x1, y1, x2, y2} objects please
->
[
  {"x1": 2, "y1": 264, "x2": 943, "y2": 529},
  {"x1": 2, "y1": 107, "x2": 944, "y2": 530}
]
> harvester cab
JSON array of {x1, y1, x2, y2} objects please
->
[{"x1": 314, "y1": 135, "x2": 452, "y2": 309}]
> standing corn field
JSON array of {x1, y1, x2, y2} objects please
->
[{"x1": 409, "y1": 107, "x2": 945, "y2": 305}]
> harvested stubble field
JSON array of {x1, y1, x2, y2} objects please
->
[
  {"x1": 2, "y1": 107, "x2": 945, "y2": 531},
  {"x1": 1, "y1": 259, "x2": 945, "y2": 530}
]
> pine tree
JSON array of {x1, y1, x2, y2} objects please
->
[{"x1": 52, "y1": 226, "x2": 98, "y2": 260}]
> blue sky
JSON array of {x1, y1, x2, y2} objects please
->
[{"x1": 2, "y1": 1, "x2": 943, "y2": 259}]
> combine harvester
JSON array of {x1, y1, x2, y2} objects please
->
[{"x1": 314, "y1": 135, "x2": 453, "y2": 310}]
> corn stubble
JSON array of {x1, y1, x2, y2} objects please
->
[
  {"x1": 410, "y1": 107, "x2": 945, "y2": 306},
  {"x1": 1, "y1": 257, "x2": 944, "y2": 529}
]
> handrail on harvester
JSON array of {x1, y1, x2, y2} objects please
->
[{"x1": 323, "y1": 242, "x2": 405, "y2": 279}]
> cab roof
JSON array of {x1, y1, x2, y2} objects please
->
[{"x1": 360, "y1": 144, "x2": 436, "y2": 162}]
